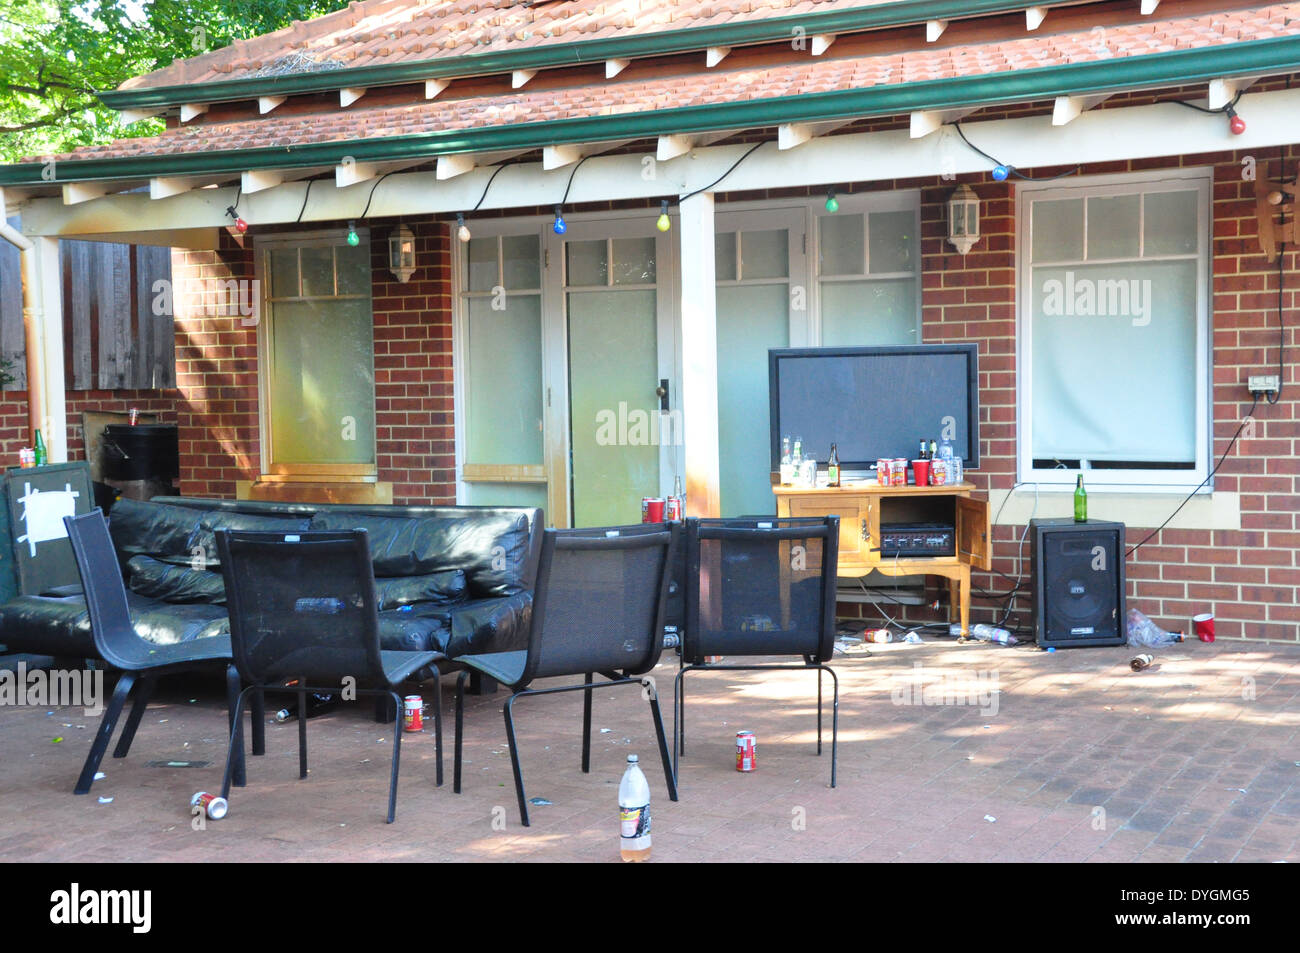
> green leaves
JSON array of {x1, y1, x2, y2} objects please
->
[{"x1": 0, "y1": 0, "x2": 351, "y2": 163}]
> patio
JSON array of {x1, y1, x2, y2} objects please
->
[{"x1": 4, "y1": 637, "x2": 1297, "y2": 863}]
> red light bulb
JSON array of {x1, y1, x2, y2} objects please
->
[
  {"x1": 1226, "y1": 107, "x2": 1246, "y2": 135},
  {"x1": 234, "y1": 217, "x2": 249, "y2": 233}
]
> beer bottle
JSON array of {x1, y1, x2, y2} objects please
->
[
  {"x1": 918, "y1": 438, "x2": 927, "y2": 460},
  {"x1": 929, "y1": 439, "x2": 938, "y2": 460},
  {"x1": 33, "y1": 429, "x2": 47, "y2": 467},
  {"x1": 1074, "y1": 474, "x2": 1088, "y2": 523},
  {"x1": 827, "y1": 443, "x2": 840, "y2": 487}
]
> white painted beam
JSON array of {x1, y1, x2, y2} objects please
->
[
  {"x1": 926, "y1": 20, "x2": 949, "y2": 43},
  {"x1": 242, "y1": 169, "x2": 287, "y2": 193},
  {"x1": 778, "y1": 120, "x2": 851, "y2": 150},
  {"x1": 811, "y1": 34, "x2": 836, "y2": 56},
  {"x1": 180, "y1": 103, "x2": 209, "y2": 122},
  {"x1": 425, "y1": 79, "x2": 449, "y2": 99},
  {"x1": 33, "y1": 237, "x2": 67, "y2": 462},
  {"x1": 656, "y1": 132, "x2": 734, "y2": 161},
  {"x1": 1208, "y1": 76, "x2": 1260, "y2": 109},
  {"x1": 149, "y1": 176, "x2": 206, "y2": 200},
  {"x1": 120, "y1": 107, "x2": 162, "y2": 124},
  {"x1": 437, "y1": 154, "x2": 479, "y2": 180},
  {"x1": 61, "y1": 182, "x2": 109, "y2": 205},
  {"x1": 706, "y1": 47, "x2": 731, "y2": 68},
  {"x1": 606, "y1": 58, "x2": 630, "y2": 78},
  {"x1": 1052, "y1": 93, "x2": 1112, "y2": 126},
  {"x1": 543, "y1": 144, "x2": 587, "y2": 171},
  {"x1": 1140, "y1": 0, "x2": 1160, "y2": 14},
  {"x1": 678, "y1": 191, "x2": 720, "y2": 519},
  {"x1": 512, "y1": 70, "x2": 536, "y2": 89},
  {"x1": 20, "y1": 89, "x2": 1300, "y2": 237},
  {"x1": 258, "y1": 96, "x2": 287, "y2": 114},
  {"x1": 1026, "y1": 6, "x2": 1047, "y2": 31},
  {"x1": 910, "y1": 108, "x2": 976, "y2": 138},
  {"x1": 336, "y1": 160, "x2": 379, "y2": 188},
  {"x1": 340, "y1": 87, "x2": 367, "y2": 107}
]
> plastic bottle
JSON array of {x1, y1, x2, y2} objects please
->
[
  {"x1": 938, "y1": 437, "x2": 953, "y2": 463},
  {"x1": 780, "y1": 437, "x2": 794, "y2": 485},
  {"x1": 618, "y1": 754, "x2": 652, "y2": 862},
  {"x1": 951, "y1": 623, "x2": 1018, "y2": 644}
]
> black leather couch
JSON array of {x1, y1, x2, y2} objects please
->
[{"x1": 0, "y1": 496, "x2": 543, "y2": 663}]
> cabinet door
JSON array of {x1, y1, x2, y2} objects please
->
[
  {"x1": 787, "y1": 495, "x2": 874, "y2": 569},
  {"x1": 957, "y1": 496, "x2": 992, "y2": 570}
]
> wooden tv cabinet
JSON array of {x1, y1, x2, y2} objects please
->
[{"x1": 773, "y1": 480, "x2": 992, "y2": 637}]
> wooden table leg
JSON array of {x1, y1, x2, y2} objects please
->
[{"x1": 959, "y1": 565, "x2": 970, "y2": 638}]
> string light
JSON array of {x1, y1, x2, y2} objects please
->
[
  {"x1": 824, "y1": 187, "x2": 839, "y2": 213},
  {"x1": 346, "y1": 222, "x2": 360, "y2": 246},
  {"x1": 456, "y1": 212, "x2": 472, "y2": 243},
  {"x1": 552, "y1": 205, "x2": 567, "y2": 235},
  {"x1": 1225, "y1": 104, "x2": 1246, "y2": 135},
  {"x1": 225, "y1": 205, "x2": 248, "y2": 233},
  {"x1": 656, "y1": 200, "x2": 671, "y2": 232},
  {"x1": 992, "y1": 165, "x2": 1010, "y2": 182}
]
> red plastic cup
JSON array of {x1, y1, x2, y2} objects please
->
[
  {"x1": 644, "y1": 498, "x2": 665, "y2": 522},
  {"x1": 1193, "y1": 612, "x2": 1215, "y2": 643},
  {"x1": 912, "y1": 460, "x2": 930, "y2": 486}
]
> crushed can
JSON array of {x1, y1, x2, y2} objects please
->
[
  {"x1": 403, "y1": 695, "x2": 424, "y2": 732},
  {"x1": 866, "y1": 628, "x2": 893, "y2": 644},
  {"x1": 736, "y1": 731, "x2": 756, "y2": 772},
  {"x1": 1130, "y1": 654, "x2": 1154, "y2": 672},
  {"x1": 191, "y1": 791, "x2": 228, "y2": 820}
]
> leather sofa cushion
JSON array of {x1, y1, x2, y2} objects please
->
[
  {"x1": 0, "y1": 592, "x2": 229, "y2": 654},
  {"x1": 308, "y1": 510, "x2": 532, "y2": 597},
  {"x1": 107, "y1": 497, "x2": 204, "y2": 567},
  {"x1": 374, "y1": 571, "x2": 466, "y2": 611},
  {"x1": 377, "y1": 605, "x2": 452, "y2": 654},
  {"x1": 127, "y1": 555, "x2": 226, "y2": 604}
]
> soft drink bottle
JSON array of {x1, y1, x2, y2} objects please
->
[{"x1": 618, "y1": 754, "x2": 652, "y2": 862}]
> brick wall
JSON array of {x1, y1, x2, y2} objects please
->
[{"x1": 832, "y1": 147, "x2": 1299, "y2": 644}]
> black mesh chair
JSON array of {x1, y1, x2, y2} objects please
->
[
  {"x1": 675, "y1": 516, "x2": 840, "y2": 787},
  {"x1": 453, "y1": 523, "x2": 679, "y2": 827},
  {"x1": 62, "y1": 510, "x2": 244, "y2": 795},
  {"x1": 215, "y1": 529, "x2": 444, "y2": 823}
]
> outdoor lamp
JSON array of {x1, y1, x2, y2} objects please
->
[
  {"x1": 388, "y1": 225, "x2": 416, "y2": 282},
  {"x1": 947, "y1": 184, "x2": 980, "y2": 255}
]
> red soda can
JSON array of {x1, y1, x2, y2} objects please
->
[
  {"x1": 128, "y1": 407, "x2": 140, "y2": 426},
  {"x1": 665, "y1": 496, "x2": 682, "y2": 521},
  {"x1": 191, "y1": 791, "x2": 228, "y2": 820},
  {"x1": 890, "y1": 459, "x2": 906, "y2": 486},
  {"x1": 403, "y1": 695, "x2": 423, "y2": 732},
  {"x1": 736, "y1": 731, "x2": 756, "y2": 772},
  {"x1": 931, "y1": 459, "x2": 947, "y2": 486},
  {"x1": 641, "y1": 497, "x2": 654, "y2": 522},
  {"x1": 876, "y1": 459, "x2": 890, "y2": 485}
]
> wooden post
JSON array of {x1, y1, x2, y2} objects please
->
[
  {"x1": 33, "y1": 237, "x2": 67, "y2": 462},
  {"x1": 678, "y1": 192, "x2": 720, "y2": 518}
]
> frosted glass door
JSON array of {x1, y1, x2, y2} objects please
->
[{"x1": 568, "y1": 289, "x2": 661, "y2": 526}]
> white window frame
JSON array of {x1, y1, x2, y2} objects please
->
[{"x1": 1016, "y1": 168, "x2": 1212, "y2": 491}]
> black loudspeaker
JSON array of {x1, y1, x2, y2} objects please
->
[{"x1": 1029, "y1": 518, "x2": 1126, "y2": 648}]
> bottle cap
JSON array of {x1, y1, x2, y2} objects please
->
[{"x1": 627, "y1": 754, "x2": 638, "y2": 763}]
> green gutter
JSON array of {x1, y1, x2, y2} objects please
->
[
  {"x1": 6, "y1": 36, "x2": 1298, "y2": 187},
  {"x1": 99, "y1": 0, "x2": 1069, "y2": 110}
]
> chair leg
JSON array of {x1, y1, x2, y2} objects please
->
[
  {"x1": 224, "y1": 665, "x2": 246, "y2": 788},
  {"x1": 817, "y1": 666, "x2": 824, "y2": 755},
  {"x1": 297, "y1": 687, "x2": 308, "y2": 780},
  {"x1": 503, "y1": 693, "x2": 530, "y2": 827},
  {"x1": 251, "y1": 689, "x2": 266, "y2": 757},
  {"x1": 645, "y1": 678, "x2": 678, "y2": 802},
  {"x1": 74, "y1": 672, "x2": 135, "y2": 795},
  {"x1": 581, "y1": 672, "x2": 593, "y2": 774},
  {"x1": 453, "y1": 670, "x2": 469, "y2": 794},
  {"x1": 112, "y1": 674, "x2": 156, "y2": 759},
  {"x1": 672, "y1": 667, "x2": 688, "y2": 779},
  {"x1": 220, "y1": 687, "x2": 253, "y2": 798},
  {"x1": 430, "y1": 669, "x2": 443, "y2": 788},
  {"x1": 823, "y1": 665, "x2": 840, "y2": 789},
  {"x1": 387, "y1": 690, "x2": 403, "y2": 824}
]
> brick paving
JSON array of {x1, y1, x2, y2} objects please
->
[{"x1": 2, "y1": 637, "x2": 1298, "y2": 863}]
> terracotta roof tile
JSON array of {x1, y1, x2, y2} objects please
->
[{"x1": 56, "y1": 3, "x2": 1300, "y2": 164}]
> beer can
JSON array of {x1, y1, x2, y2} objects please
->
[
  {"x1": 876, "y1": 459, "x2": 891, "y2": 485},
  {"x1": 1130, "y1": 654, "x2": 1154, "y2": 672},
  {"x1": 18, "y1": 448, "x2": 34, "y2": 469},
  {"x1": 128, "y1": 407, "x2": 140, "y2": 426},
  {"x1": 191, "y1": 791, "x2": 228, "y2": 820},
  {"x1": 890, "y1": 459, "x2": 906, "y2": 486},
  {"x1": 736, "y1": 731, "x2": 756, "y2": 772},
  {"x1": 665, "y1": 496, "x2": 683, "y2": 521},
  {"x1": 866, "y1": 628, "x2": 893, "y2": 644},
  {"x1": 403, "y1": 695, "x2": 423, "y2": 732},
  {"x1": 931, "y1": 459, "x2": 947, "y2": 486},
  {"x1": 641, "y1": 497, "x2": 654, "y2": 522}
]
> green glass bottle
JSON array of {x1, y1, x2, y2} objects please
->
[
  {"x1": 1073, "y1": 474, "x2": 1087, "y2": 523},
  {"x1": 33, "y1": 428, "x2": 47, "y2": 467}
]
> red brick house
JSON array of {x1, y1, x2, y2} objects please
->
[{"x1": 0, "y1": 0, "x2": 1297, "y2": 641}]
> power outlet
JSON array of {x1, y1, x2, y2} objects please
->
[{"x1": 1248, "y1": 375, "x2": 1280, "y2": 397}]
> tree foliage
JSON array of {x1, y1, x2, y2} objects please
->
[{"x1": 0, "y1": 0, "x2": 352, "y2": 163}]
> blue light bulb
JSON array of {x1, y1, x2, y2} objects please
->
[
  {"x1": 992, "y1": 165, "x2": 1010, "y2": 182},
  {"x1": 552, "y1": 206, "x2": 567, "y2": 235}
]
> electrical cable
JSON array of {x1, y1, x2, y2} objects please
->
[
  {"x1": 1125, "y1": 394, "x2": 1260, "y2": 558},
  {"x1": 295, "y1": 179, "x2": 315, "y2": 223},
  {"x1": 1269, "y1": 238, "x2": 1287, "y2": 405},
  {"x1": 359, "y1": 171, "x2": 398, "y2": 219},
  {"x1": 678, "y1": 141, "x2": 766, "y2": 204},
  {"x1": 471, "y1": 163, "x2": 509, "y2": 212},
  {"x1": 949, "y1": 123, "x2": 1080, "y2": 181}
]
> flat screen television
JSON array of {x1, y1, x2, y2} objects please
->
[{"x1": 769, "y1": 344, "x2": 980, "y2": 472}]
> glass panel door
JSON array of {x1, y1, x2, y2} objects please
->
[
  {"x1": 554, "y1": 221, "x2": 675, "y2": 527},
  {"x1": 714, "y1": 208, "x2": 808, "y2": 517}
]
